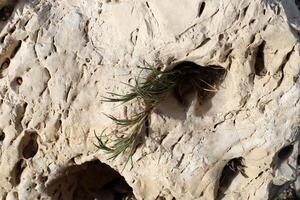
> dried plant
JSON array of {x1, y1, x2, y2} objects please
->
[{"x1": 96, "y1": 61, "x2": 226, "y2": 169}]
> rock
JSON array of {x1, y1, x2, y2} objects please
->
[
  {"x1": 294, "y1": 155, "x2": 300, "y2": 198},
  {"x1": 0, "y1": 0, "x2": 299, "y2": 199}
]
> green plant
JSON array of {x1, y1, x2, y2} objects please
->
[{"x1": 96, "y1": 61, "x2": 226, "y2": 169}]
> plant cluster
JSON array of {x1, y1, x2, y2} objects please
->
[{"x1": 96, "y1": 61, "x2": 226, "y2": 168}]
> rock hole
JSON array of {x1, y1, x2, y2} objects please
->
[
  {"x1": 16, "y1": 77, "x2": 22, "y2": 85},
  {"x1": 8, "y1": 25, "x2": 16, "y2": 34},
  {"x1": 2, "y1": 192, "x2": 7, "y2": 199},
  {"x1": 171, "y1": 61, "x2": 226, "y2": 107},
  {"x1": 271, "y1": 144, "x2": 295, "y2": 170},
  {"x1": 156, "y1": 61, "x2": 226, "y2": 120},
  {"x1": 145, "y1": 2, "x2": 150, "y2": 8},
  {"x1": 255, "y1": 171, "x2": 263, "y2": 179},
  {"x1": 268, "y1": 182, "x2": 297, "y2": 200},
  {"x1": 0, "y1": 5, "x2": 15, "y2": 21},
  {"x1": 54, "y1": 119, "x2": 62, "y2": 130},
  {"x1": 12, "y1": 159, "x2": 26, "y2": 186},
  {"x1": 0, "y1": 35, "x2": 6, "y2": 43},
  {"x1": 0, "y1": 130, "x2": 5, "y2": 142},
  {"x1": 0, "y1": 57, "x2": 10, "y2": 67},
  {"x1": 249, "y1": 35, "x2": 255, "y2": 44},
  {"x1": 216, "y1": 157, "x2": 247, "y2": 199},
  {"x1": 198, "y1": 2, "x2": 205, "y2": 17},
  {"x1": 0, "y1": 57, "x2": 10, "y2": 78},
  {"x1": 218, "y1": 34, "x2": 224, "y2": 41},
  {"x1": 240, "y1": 6, "x2": 249, "y2": 19},
  {"x1": 22, "y1": 131, "x2": 38, "y2": 159},
  {"x1": 40, "y1": 175, "x2": 48, "y2": 183},
  {"x1": 275, "y1": 6, "x2": 281, "y2": 15},
  {"x1": 10, "y1": 40, "x2": 22, "y2": 58},
  {"x1": 46, "y1": 160, "x2": 135, "y2": 200},
  {"x1": 193, "y1": 38, "x2": 211, "y2": 51},
  {"x1": 14, "y1": 102, "x2": 27, "y2": 132},
  {"x1": 296, "y1": 0, "x2": 300, "y2": 11},
  {"x1": 10, "y1": 76, "x2": 23, "y2": 93},
  {"x1": 13, "y1": 192, "x2": 19, "y2": 199},
  {"x1": 277, "y1": 144, "x2": 294, "y2": 161},
  {"x1": 263, "y1": 24, "x2": 268, "y2": 31},
  {"x1": 249, "y1": 19, "x2": 256, "y2": 25},
  {"x1": 254, "y1": 41, "x2": 267, "y2": 76},
  {"x1": 145, "y1": 115, "x2": 150, "y2": 137}
]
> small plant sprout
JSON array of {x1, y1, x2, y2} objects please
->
[{"x1": 96, "y1": 61, "x2": 226, "y2": 168}]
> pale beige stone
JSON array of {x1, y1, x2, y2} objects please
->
[{"x1": 0, "y1": 0, "x2": 299, "y2": 199}]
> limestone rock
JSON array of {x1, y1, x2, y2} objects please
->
[{"x1": 0, "y1": 0, "x2": 299, "y2": 199}]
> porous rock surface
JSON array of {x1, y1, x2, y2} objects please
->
[{"x1": 0, "y1": 0, "x2": 299, "y2": 199}]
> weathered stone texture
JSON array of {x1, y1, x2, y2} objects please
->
[{"x1": 0, "y1": 0, "x2": 299, "y2": 199}]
